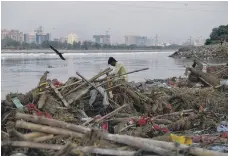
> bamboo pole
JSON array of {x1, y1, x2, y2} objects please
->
[
  {"x1": 65, "y1": 67, "x2": 112, "y2": 96},
  {"x1": 95, "y1": 68, "x2": 149, "y2": 82},
  {"x1": 57, "y1": 80, "x2": 82, "y2": 90},
  {"x1": 15, "y1": 113, "x2": 91, "y2": 133},
  {"x1": 94, "y1": 104, "x2": 128, "y2": 124},
  {"x1": 15, "y1": 113, "x2": 226, "y2": 156},
  {"x1": 153, "y1": 109, "x2": 194, "y2": 119},
  {"x1": 15, "y1": 120, "x2": 83, "y2": 138},
  {"x1": 6, "y1": 141, "x2": 138, "y2": 156},
  {"x1": 23, "y1": 132, "x2": 47, "y2": 140},
  {"x1": 50, "y1": 83, "x2": 69, "y2": 107},
  {"x1": 101, "y1": 133, "x2": 227, "y2": 156},
  {"x1": 14, "y1": 113, "x2": 169, "y2": 155},
  {"x1": 85, "y1": 104, "x2": 128, "y2": 127},
  {"x1": 32, "y1": 134, "x2": 54, "y2": 142}
]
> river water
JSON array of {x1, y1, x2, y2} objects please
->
[{"x1": 1, "y1": 50, "x2": 225, "y2": 99}]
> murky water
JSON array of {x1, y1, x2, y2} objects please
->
[{"x1": 1, "y1": 51, "x2": 226, "y2": 99}]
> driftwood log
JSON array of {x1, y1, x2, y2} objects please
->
[
  {"x1": 186, "y1": 67, "x2": 220, "y2": 87},
  {"x1": 119, "y1": 86, "x2": 141, "y2": 108}
]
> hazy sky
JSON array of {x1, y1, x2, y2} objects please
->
[{"x1": 2, "y1": 1, "x2": 228, "y2": 43}]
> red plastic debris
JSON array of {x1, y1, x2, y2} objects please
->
[
  {"x1": 102, "y1": 122, "x2": 108, "y2": 131},
  {"x1": 138, "y1": 118, "x2": 147, "y2": 126},
  {"x1": 152, "y1": 125, "x2": 169, "y2": 133},
  {"x1": 94, "y1": 115, "x2": 108, "y2": 131},
  {"x1": 52, "y1": 79, "x2": 63, "y2": 88},
  {"x1": 25, "y1": 104, "x2": 52, "y2": 119},
  {"x1": 220, "y1": 132, "x2": 228, "y2": 138}
]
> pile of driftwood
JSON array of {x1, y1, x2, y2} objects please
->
[
  {"x1": 2, "y1": 112, "x2": 227, "y2": 156},
  {"x1": 1, "y1": 66, "x2": 228, "y2": 156}
]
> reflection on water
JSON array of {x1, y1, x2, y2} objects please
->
[{"x1": 1, "y1": 51, "x2": 226, "y2": 99}]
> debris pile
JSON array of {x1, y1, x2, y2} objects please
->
[
  {"x1": 1, "y1": 66, "x2": 228, "y2": 156},
  {"x1": 169, "y1": 42, "x2": 228, "y2": 59}
]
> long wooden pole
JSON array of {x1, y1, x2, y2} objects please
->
[
  {"x1": 95, "y1": 68, "x2": 149, "y2": 82},
  {"x1": 15, "y1": 113, "x2": 91, "y2": 133},
  {"x1": 95, "y1": 104, "x2": 128, "y2": 124},
  {"x1": 15, "y1": 120, "x2": 83, "y2": 138},
  {"x1": 5, "y1": 141, "x2": 137, "y2": 156},
  {"x1": 65, "y1": 67, "x2": 112, "y2": 96},
  {"x1": 57, "y1": 80, "x2": 82, "y2": 90}
]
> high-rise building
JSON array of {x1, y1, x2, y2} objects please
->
[
  {"x1": 33, "y1": 26, "x2": 50, "y2": 44},
  {"x1": 24, "y1": 32, "x2": 36, "y2": 43},
  {"x1": 1, "y1": 29, "x2": 9, "y2": 39},
  {"x1": 67, "y1": 33, "x2": 78, "y2": 45},
  {"x1": 125, "y1": 36, "x2": 147, "y2": 46},
  {"x1": 93, "y1": 35, "x2": 110, "y2": 45},
  {"x1": 1, "y1": 29, "x2": 24, "y2": 43},
  {"x1": 36, "y1": 33, "x2": 50, "y2": 44},
  {"x1": 24, "y1": 26, "x2": 50, "y2": 44}
]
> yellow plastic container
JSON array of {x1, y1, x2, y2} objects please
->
[{"x1": 169, "y1": 134, "x2": 192, "y2": 145}]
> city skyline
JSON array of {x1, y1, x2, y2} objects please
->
[
  {"x1": 2, "y1": 1, "x2": 228, "y2": 44},
  {"x1": 1, "y1": 26, "x2": 206, "y2": 46}
]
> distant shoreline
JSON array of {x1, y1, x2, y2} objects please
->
[{"x1": 1, "y1": 49, "x2": 177, "y2": 54}]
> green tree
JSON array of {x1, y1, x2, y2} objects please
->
[
  {"x1": 103, "y1": 44, "x2": 109, "y2": 49},
  {"x1": 95, "y1": 43, "x2": 101, "y2": 49},
  {"x1": 205, "y1": 24, "x2": 228, "y2": 45}
]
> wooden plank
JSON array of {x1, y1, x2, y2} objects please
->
[{"x1": 50, "y1": 83, "x2": 69, "y2": 107}]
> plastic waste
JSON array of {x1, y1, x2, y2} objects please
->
[
  {"x1": 169, "y1": 134, "x2": 192, "y2": 145},
  {"x1": 209, "y1": 145, "x2": 228, "y2": 152},
  {"x1": 217, "y1": 121, "x2": 228, "y2": 132},
  {"x1": 12, "y1": 97, "x2": 24, "y2": 109},
  {"x1": 89, "y1": 86, "x2": 110, "y2": 107},
  {"x1": 220, "y1": 80, "x2": 228, "y2": 86}
]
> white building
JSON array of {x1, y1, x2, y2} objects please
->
[
  {"x1": 67, "y1": 33, "x2": 78, "y2": 44},
  {"x1": 1, "y1": 29, "x2": 24, "y2": 43}
]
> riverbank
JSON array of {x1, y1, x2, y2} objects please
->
[{"x1": 169, "y1": 42, "x2": 228, "y2": 60}]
